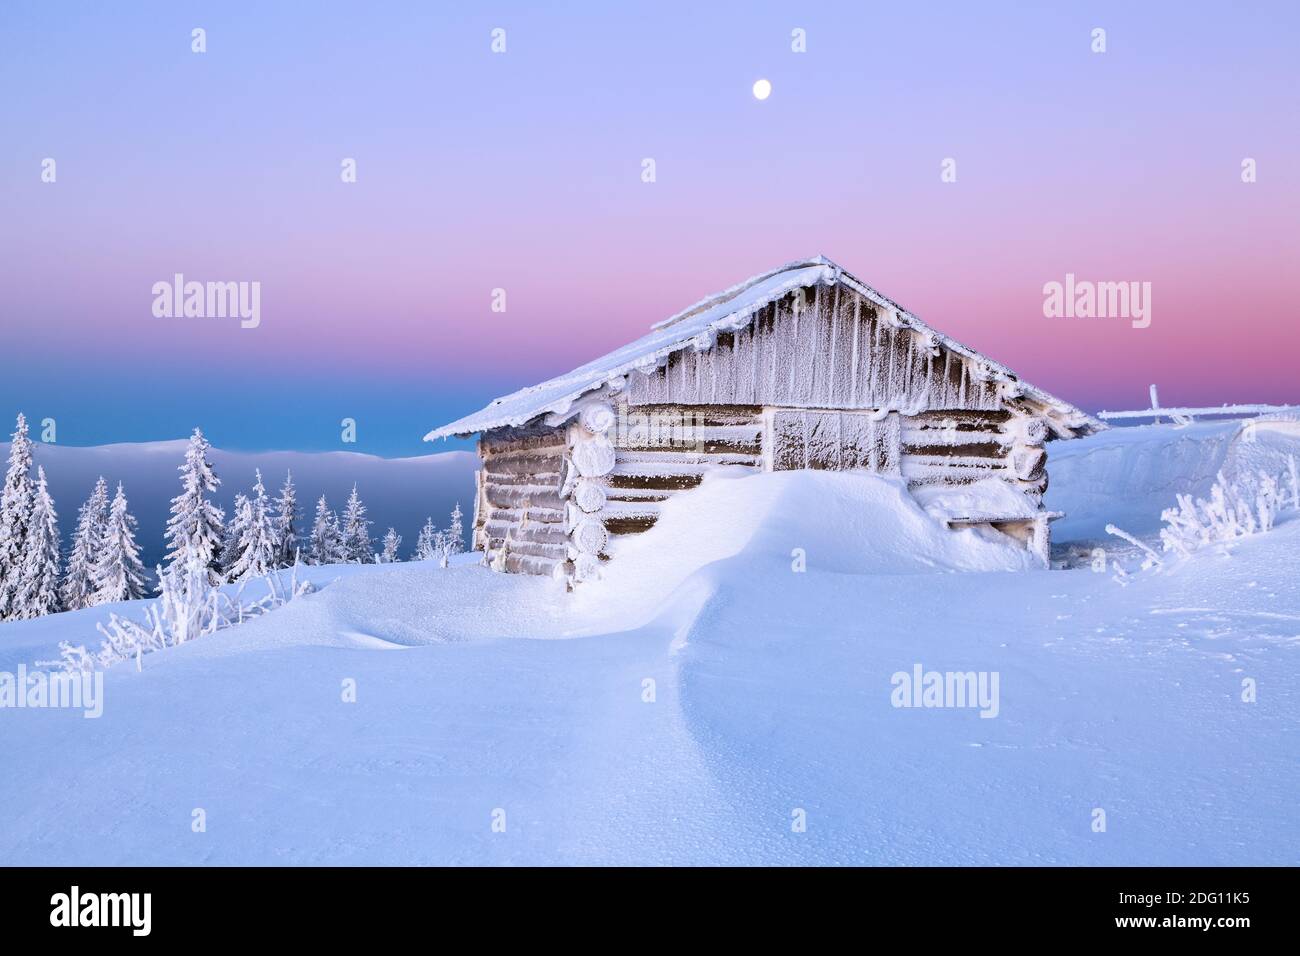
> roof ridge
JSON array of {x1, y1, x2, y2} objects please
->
[{"x1": 650, "y1": 255, "x2": 837, "y2": 332}]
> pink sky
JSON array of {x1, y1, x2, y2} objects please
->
[{"x1": 2, "y1": 2, "x2": 1296, "y2": 452}]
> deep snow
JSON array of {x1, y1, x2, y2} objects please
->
[
  {"x1": 0, "y1": 424, "x2": 1296, "y2": 865},
  {"x1": 1046, "y1": 416, "x2": 1300, "y2": 542}
]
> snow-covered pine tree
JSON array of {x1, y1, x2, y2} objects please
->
[
  {"x1": 308, "y1": 495, "x2": 343, "y2": 565},
  {"x1": 13, "y1": 466, "x2": 61, "y2": 619},
  {"x1": 0, "y1": 412, "x2": 36, "y2": 620},
  {"x1": 413, "y1": 516, "x2": 438, "y2": 561},
  {"x1": 428, "y1": 502, "x2": 467, "y2": 568},
  {"x1": 380, "y1": 528, "x2": 402, "y2": 563},
  {"x1": 271, "y1": 470, "x2": 298, "y2": 567},
  {"x1": 60, "y1": 476, "x2": 111, "y2": 611},
  {"x1": 445, "y1": 502, "x2": 464, "y2": 559},
  {"x1": 219, "y1": 494, "x2": 251, "y2": 579},
  {"x1": 227, "y1": 470, "x2": 278, "y2": 581},
  {"x1": 91, "y1": 482, "x2": 147, "y2": 604},
  {"x1": 340, "y1": 484, "x2": 373, "y2": 563},
  {"x1": 163, "y1": 428, "x2": 225, "y2": 584}
]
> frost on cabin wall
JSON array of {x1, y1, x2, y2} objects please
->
[
  {"x1": 473, "y1": 402, "x2": 622, "y2": 585},
  {"x1": 770, "y1": 409, "x2": 901, "y2": 474},
  {"x1": 563, "y1": 404, "x2": 617, "y2": 584},
  {"x1": 624, "y1": 286, "x2": 1004, "y2": 414},
  {"x1": 475, "y1": 424, "x2": 569, "y2": 577}
]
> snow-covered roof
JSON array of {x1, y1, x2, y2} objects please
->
[{"x1": 424, "y1": 256, "x2": 1104, "y2": 441}]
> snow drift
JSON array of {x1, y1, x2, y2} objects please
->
[
  {"x1": 606, "y1": 470, "x2": 1030, "y2": 578},
  {"x1": 1, "y1": 420, "x2": 1297, "y2": 866},
  {"x1": 1048, "y1": 417, "x2": 1300, "y2": 542},
  {"x1": 568, "y1": 470, "x2": 1035, "y2": 634}
]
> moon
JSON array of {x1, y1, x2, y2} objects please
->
[{"x1": 752, "y1": 78, "x2": 772, "y2": 101}]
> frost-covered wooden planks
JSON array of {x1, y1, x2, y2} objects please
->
[
  {"x1": 477, "y1": 424, "x2": 569, "y2": 576},
  {"x1": 898, "y1": 409, "x2": 1049, "y2": 504},
  {"x1": 768, "y1": 409, "x2": 902, "y2": 474},
  {"x1": 624, "y1": 285, "x2": 1003, "y2": 413},
  {"x1": 899, "y1": 409, "x2": 1012, "y2": 488},
  {"x1": 599, "y1": 403, "x2": 764, "y2": 539}
]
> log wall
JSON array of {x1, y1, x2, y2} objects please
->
[
  {"x1": 476, "y1": 423, "x2": 569, "y2": 577},
  {"x1": 599, "y1": 404, "x2": 763, "y2": 545},
  {"x1": 898, "y1": 408, "x2": 1049, "y2": 503}
]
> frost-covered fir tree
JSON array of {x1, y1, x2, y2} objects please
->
[
  {"x1": 61, "y1": 476, "x2": 111, "y2": 611},
  {"x1": 428, "y1": 502, "x2": 466, "y2": 568},
  {"x1": 13, "y1": 466, "x2": 61, "y2": 619},
  {"x1": 413, "y1": 517, "x2": 438, "y2": 561},
  {"x1": 164, "y1": 428, "x2": 225, "y2": 584},
  {"x1": 340, "y1": 485, "x2": 373, "y2": 563},
  {"x1": 271, "y1": 470, "x2": 299, "y2": 567},
  {"x1": 91, "y1": 482, "x2": 147, "y2": 604},
  {"x1": 308, "y1": 495, "x2": 344, "y2": 565},
  {"x1": 219, "y1": 494, "x2": 251, "y2": 578},
  {"x1": 445, "y1": 502, "x2": 464, "y2": 559},
  {"x1": 0, "y1": 412, "x2": 36, "y2": 620},
  {"x1": 227, "y1": 470, "x2": 278, "y2": 582},
  {"x1": 380, "y1": 528, "x2": 402, "y2": 563}
]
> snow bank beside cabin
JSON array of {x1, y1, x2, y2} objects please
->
[
  {"x1": 1048, "y1": 417, "x2": 1300, "y2": 542},
  {"x1": 573, "y1": 471, "x2": 1034, "y2": 630}
]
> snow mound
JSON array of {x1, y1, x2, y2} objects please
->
[
  {"x1": 574, "y1": 470, "x2": 1034, "y2": 628},
  {"x1": 912, "y1": 477, "x2": 1042, "y2": 522},
  {"x1": 1048, "y1": 417, "x2": 1300, "y2": 542},
  {"x1": 191, "y1": 559, "x2": 573, "y2": 654}
]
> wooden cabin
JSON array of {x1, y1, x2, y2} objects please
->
[{"x1": 425, "y1": 257, "x2": 1103, "y2": 584}]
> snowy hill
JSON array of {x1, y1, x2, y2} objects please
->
[
  {"x1": 0, "y1": 423, "x2": 1296, "y2": 865},
  {"x1": 1047, "y1": 416, "x2": 1300, "y2": 542},
  {"x1": 0, "y1": 440, "x2": 478, "y2": 566}
]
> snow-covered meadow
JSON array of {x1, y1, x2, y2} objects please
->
[{"x1": 0, "y1": 419, "x2": 1296, "y2": 865}]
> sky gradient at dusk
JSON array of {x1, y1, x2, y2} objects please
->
[{"x1": 2, "y1": 1, "x2": 1296, "y2": 455}]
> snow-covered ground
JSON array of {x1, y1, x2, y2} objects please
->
[
  {"x1": 1, "y1": 421, "x2": 1297, "y2": 865},
  {"x1": 1046, "y1": 415, "x2": 1300, "y2": 542}
]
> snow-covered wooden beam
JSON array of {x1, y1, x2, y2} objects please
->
[{"x1": 1098, "y1": 403, "x2": 1298, "y2": 422}]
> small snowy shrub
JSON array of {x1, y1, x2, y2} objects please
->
[
  {"x1": 1107, "y1": 457, "x2": 1297, "y2": 570},
  {"x1": 432, "y1": 531, "x2": 456, "y2": 568},
  {"x1": 40, "y1": 550, "x2": 314, "y2": 673},
  {"x1": 1103, "y1": 524, "x2": 1162, "y2": 571},
  {"x1": 1158, "y1": 468, "x2": 1289, "y2": 559}
]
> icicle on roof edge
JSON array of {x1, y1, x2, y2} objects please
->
[{"x1": 424, "y1": 256, "x2": 1105, "y2": 441}]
